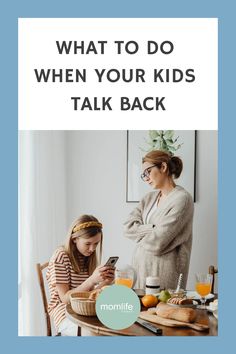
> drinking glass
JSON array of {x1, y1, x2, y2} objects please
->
[
  {"x1": 195, "y1": 273, "x2": 213, "y2": 309},
  {"x1": 115, "y1": 269, "x2": 134, "y2": 288}
]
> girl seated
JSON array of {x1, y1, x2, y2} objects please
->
[{"x1": 46, "y1": 214, "x2": 114, "y2": 336}]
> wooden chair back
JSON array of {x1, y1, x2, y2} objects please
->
[
  {"x1": 36, "y1": 262, "x2": 52, "y2": 336},
  {"x1": 209, "y1": 265, "x2": 218, "y2": 294}
]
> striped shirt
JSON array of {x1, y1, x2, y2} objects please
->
[{"x1": 46, "y1": 247, "x2": 89, "y2": 328}]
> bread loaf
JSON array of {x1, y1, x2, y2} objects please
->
[
  {"x1": 88, "y1": 289, "x2": 102, "y2": 300},
  {"x1": 156, "y1": 302, "x2": 197, "y2": 323}
]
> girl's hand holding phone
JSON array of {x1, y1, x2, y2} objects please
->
[
  {"x1": 96, "y1": 267, "x2": 115, "y2": 287},
  {"x1": 90, "y1": 265, "x2": 115, "y2": 285}
]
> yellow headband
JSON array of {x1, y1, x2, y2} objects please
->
[{"x1": 72, "y1": 221, "x2": 103, "y2": 234}]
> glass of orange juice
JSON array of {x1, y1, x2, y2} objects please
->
[
  {"x1": 195, "y1": 273, "x2": 213, "y2": 309},
  {"x1": 115, "y1": 269, "x2": 134, "y2": 288}
]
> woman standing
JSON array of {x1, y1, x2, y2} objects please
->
[
  {"x1": 46, "y1": 215, "x2": 114, "y2": 336},
  {"x1": 124, "y1": 150, "x2": 194, "y2": 290}
]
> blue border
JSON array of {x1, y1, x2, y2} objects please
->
[{"x1": 1, "y1": 0, "x2": 235, "y2": 353}]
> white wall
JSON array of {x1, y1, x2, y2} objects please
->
[
  {"x1": 65, "y1": 131, "x2": 136, "y2": 264},
  {"x1": 64, "y1": 130, "x2": 217, "y2": 290}
]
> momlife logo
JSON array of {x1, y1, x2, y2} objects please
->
[
  {"x1": 96, "y1": 285, "x2": 140, "y2": 330},
  {"x1": 100, "y1": 302, "x2": 134, "y2": 313}
]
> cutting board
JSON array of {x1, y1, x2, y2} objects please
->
[{"x1": 139, "y1": 311, "x2": 209, "y2": 332}]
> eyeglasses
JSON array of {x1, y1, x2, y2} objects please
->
[{"x1": 140, "y1": 165, "x2": 157, "y2": 181}]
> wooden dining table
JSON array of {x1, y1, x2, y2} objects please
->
[{"x1": 66, "y1": 303, "x2": 218, "y2": 336}]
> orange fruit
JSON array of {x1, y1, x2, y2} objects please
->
[{"x1": 141, "y1": 294, "x2": 159, "y2": 308}]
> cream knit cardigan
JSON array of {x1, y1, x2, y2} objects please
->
[{"x1": 124, "y1": 186, "x2": 194, "y2": 290}]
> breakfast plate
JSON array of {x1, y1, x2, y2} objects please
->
[{"x1": 186, "y1": 291, "x2": 214, "y2": 300}]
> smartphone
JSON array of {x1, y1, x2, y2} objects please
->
[{"x1": 104, "y1": 256, "x2": 119, "y2": 267}]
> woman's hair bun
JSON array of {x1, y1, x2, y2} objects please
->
[
  {"x1": 169, "y1": 156, "x2": 183, "y2": 179},
  {"x1": 142, "y1": 150, "x2": 183, "y2": 179}
]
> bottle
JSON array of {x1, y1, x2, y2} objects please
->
[{"x1": 145, "y1": 276, "x2": 160, "y2": 295}]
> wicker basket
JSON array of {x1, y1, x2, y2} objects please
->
[{"x1": 70, "y1": 292, "x2": 96, "y2": 316}]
